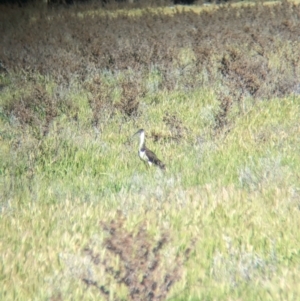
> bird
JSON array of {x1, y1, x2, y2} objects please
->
[{"x1": 132, "y1": 129, "x2": 166, "y2": 170}]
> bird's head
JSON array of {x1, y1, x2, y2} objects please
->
[
  {"x1": 131, "y1": 129, "x2": 145, "y2": 147},
  {"x1": 132, "y1": 129, "x2": 145, "y2": 138}
]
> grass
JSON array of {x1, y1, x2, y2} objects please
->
[
  {"x1": 1, "y1": 78, "x2": 300, "y2": 300},
  {"x1": 1, "y1": 1, "x2": 300, "y2": 300}
]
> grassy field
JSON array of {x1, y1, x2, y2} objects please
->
[{"x1": 1, "y1": 1, "x2": 300, "y2": 300}]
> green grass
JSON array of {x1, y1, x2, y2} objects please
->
[
  {"x1": 1, "y1": 2, "x2": 300, "y2": 296},
  {"x1": 1, "y1": 70, "x2": 300, "y2": 300}
]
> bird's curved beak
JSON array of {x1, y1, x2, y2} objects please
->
[{"x1": 131, "y1": 130, "x2": 141, "y2": 139}]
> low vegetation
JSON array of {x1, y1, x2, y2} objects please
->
[{"x1": 0, "y1": 0, "x2": 300, "y2": 300}]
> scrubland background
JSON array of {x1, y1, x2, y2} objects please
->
[{"x1": 1, "y1": 0, "x2": 300, "y2": 300}]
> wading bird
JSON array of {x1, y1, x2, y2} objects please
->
[{"x1": 132, "y1": 129, "x2": 166, "y2": 170}]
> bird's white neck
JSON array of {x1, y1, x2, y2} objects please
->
[{"x1": 139, "y1": 131, "x2": 145, "y2": 150}]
